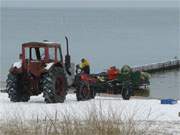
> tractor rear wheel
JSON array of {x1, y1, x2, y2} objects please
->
[
  {"x1": 6, "y1": 73, "x2": 30, "y2": 102},
  {"x1": 41, "y1": 67, "x2": 67, "y2": 103}
]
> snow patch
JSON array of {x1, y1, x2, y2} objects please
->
[
  {"x1": 45, "y1": 62, "x2": 54, "y2": 70},
  {"x1": 0, "y1": 92, "x2": 179, "y2": 122},
  {"x1": 13, "y1": 61, "x2": 22, "y2": 68}
]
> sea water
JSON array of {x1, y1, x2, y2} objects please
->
[{"x1": 1, "y1": 7, "x2": 179, "y2": 99}]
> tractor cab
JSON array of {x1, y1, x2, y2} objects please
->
[{"x1": 21, "y1": 42, "x2": 63, "y2": 76}]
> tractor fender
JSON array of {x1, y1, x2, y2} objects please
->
[
  {"x1": 10, "y1": 61, "x2": 22, "y2": 74},
  {"x1": 44, "y1": 62, "x2": 75, "y2": 87},
  {"x1": 12, "y1": 61, "x2": 22, "y2": 68},
  {"x1": 44, "y1": 62, "x2": 65, "y2": 72}
]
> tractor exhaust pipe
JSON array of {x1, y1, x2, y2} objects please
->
[
  {"x1": 65, "y1": 36, "x2": 71, "y2": 75},
  {"x1": 65, "y1": 36, "x2": 69, "y2": 55}
]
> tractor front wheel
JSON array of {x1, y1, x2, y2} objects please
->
[{"x1": 6, "y1": 73, "x2": 30, "y2": 102}]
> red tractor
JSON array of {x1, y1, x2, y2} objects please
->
[{"x1": 6, "y1": 37, "x2": 74, "y2": 103}]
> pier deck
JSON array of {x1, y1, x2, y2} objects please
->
[{"x1": 133, "y1": 59, "x2": 180, "y2": 73}]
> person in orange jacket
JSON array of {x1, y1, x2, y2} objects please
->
[{"x1": 107, "y1": 66, "x2": 120, "y2": 80}]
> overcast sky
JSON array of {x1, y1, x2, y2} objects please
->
[{"x1": 1, "y1": 0, "x2": 180, "y2": 8}]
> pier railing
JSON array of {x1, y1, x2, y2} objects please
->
[{"x1": 132, "y1": 59, "x2": 180, "y2": 73}]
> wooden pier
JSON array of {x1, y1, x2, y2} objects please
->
[{"x1": 132, "y1": 59, "x2": 180, "y2": 73}]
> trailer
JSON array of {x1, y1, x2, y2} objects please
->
[{"x1": 74, "y1": 65, "x2": 150, "y2": 101}]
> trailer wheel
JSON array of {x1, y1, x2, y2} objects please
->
[
  {"x1": 41, "y1": 67, "x2": 67, "y2": 103},
  {"x1": 76, "y1": 82, "x2": 91, "y2": 101},
  {"x1": 6, "y1": 73, "x2": 30, "y2": 102},
  {"x1": 90, "y1": 86, "x2": 96, "y2": 99},
  {"x1": 122, "y1": 86, "x2": 132, "y2": 100}
]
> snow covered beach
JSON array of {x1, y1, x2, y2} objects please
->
[
  {"x1": 1, "y1": 92, "x2": 179, "y2": 121},
  {"x1": 0, "y1": 92, "x2": 180, "y2": 134}
]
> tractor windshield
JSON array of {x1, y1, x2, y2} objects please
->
[
  {"x1": 49, "y1": 47, "x2": 62, "y2": 62},
  {"x1": 25, "y1": 47, "x2": 45, "y2": 61},
  {"x1": 24, "y1": 46, "x2": 62, "y2": 62},
  {"x1": 32, "y1": 48, "x2": 45, "y2": 60},
  {"x1": 49, "y1": 48, "x2": 55, "y2": 60}
]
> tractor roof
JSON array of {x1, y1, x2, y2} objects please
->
[{"x1": 22, "y1": 42, "x2": 61, "y2": 48}]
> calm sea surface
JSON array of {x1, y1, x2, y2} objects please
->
[{"x1": 1, "y1": 7, "x2": 179, "y2": 99}]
